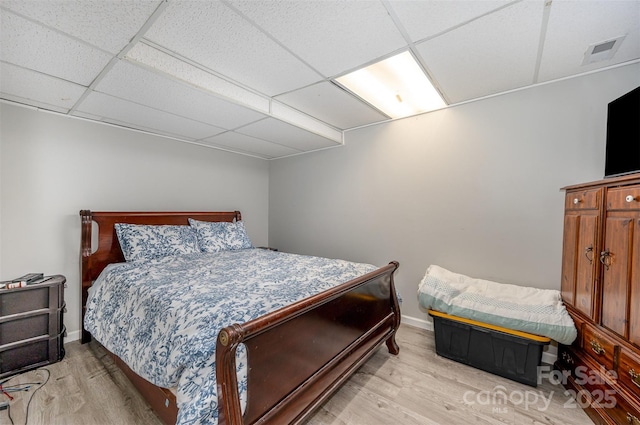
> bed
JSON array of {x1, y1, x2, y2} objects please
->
[{"x1": 79, "y1": 210, "x2": 401, "y2": 425}]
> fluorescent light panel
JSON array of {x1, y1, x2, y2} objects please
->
[{"x1": 335, "y1": 51, "x2": 446, "y2": 119}]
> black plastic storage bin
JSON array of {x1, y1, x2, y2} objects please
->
[{"x1": 429, "y1": 310, "x2": 549, "y2": 387}]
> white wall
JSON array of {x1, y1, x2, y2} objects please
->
[
  {"x1": 0, "y1": 103, "x2": 269, "y2": 340},
  {"x1": 269, "y1": 63, "x2": 640, "y2": 325}
]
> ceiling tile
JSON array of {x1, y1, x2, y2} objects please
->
[
  {"x1": 94, "y1": 60, "x2": 266, "y2": 130},
  {"x1": 143, "y1": 0, "x2": 322, "y2": 96},
  {"x1": 0, "y1": 1, "x2": 161, "y2": 54},
  {"x1": 75, "y1": 92, "x2": 227, "y2": 140},
  {"x1": 388, "y1": 0, "x2": 513, "y2": 42},
  {"x1": 275, "y1": 82, "x2": 389, "y2": 130},
  {"x1": 228, "y1": 0, "x2": 406, "y2": 78},
  {"x1": 0, "y1": 10, "x2": 112, "y2": 86},
  {"x1": 237, "y1": 118, "x2": 342, "y2": 151},
  {"x1": 538, "y1": 0, "x2": 640, "y2": 82},
  {"x1": 0, "y1": 62, "x2": 87, "y2": 112},
  {"x1": 414, "y1": 0, "x2": 545, "y2": 104},
  {"x1": 202, "y1": 131, "x2": 301, "y2": 159}
]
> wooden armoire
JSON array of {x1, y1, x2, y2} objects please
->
[{"x1": 556, "y1": 173, "x2": 640, "y2": 425}]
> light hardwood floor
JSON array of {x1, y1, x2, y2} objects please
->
[{"x1": 0, "y1": 325, "x2": 592, "y2": 425}]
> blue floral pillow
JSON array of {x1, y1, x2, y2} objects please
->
[
  {"x1": 115, "y1": 223, "x2": 200, "y2": 262},
  {"x1": 188, "y1": 218, "x2": 253, "y2": 252}
]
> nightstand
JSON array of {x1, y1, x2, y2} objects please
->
[{"x1": 0, "y1": 275, "x2": 66, "y2": 378}]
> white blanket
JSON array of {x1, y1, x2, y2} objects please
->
[{"x1": 418, "y1": 265, "x2": 577, "y2": 344}]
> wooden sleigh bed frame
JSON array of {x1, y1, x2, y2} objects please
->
[{"x1": 80, "y1": 210, "x2": 401, "y2": 425}]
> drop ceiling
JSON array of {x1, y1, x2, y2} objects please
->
[{"x1": 1, "y1": 0, "x2": 639, "y2": 159}]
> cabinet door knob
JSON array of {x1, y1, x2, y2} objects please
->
[
  {"x1": 626, "y1": 195, "x2": 637, "y2": 203},
  {"x1": 600, "y1": 249, "x2": 612, "y2": 270},
  {"x1": 590, "y1": 339, "x2": 605, "y2": 355},
  {"x1": 584, "y1": 245, "x2": 593, "y2": 264},
  {"x1": 573, "y1": 198, "x2": 581, "y2": 205}
]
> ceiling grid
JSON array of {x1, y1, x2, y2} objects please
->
[{"x1": 0, "y1": 0, "x2": 638, "y2": 159}]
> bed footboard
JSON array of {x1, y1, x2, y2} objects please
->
[{"x1": 216, "y1": 261, "x2": 400, "y2": 424}]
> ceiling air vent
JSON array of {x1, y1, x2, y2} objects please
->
[{"x1": 582, "y1": 35, "x2": 626, "y2": 65}]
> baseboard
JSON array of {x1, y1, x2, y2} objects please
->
[
  {"x1": 401, "y1": 314, "x2": 433, "y2": 331},
  {"x1": 542, "y1": 345, "x2": 558, "y2": 365},
  {"x1": 64, "y1": 329, "x2": 81, "y2": 343}
]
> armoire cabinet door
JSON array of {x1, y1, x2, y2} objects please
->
[
  {"x1": 630, "y1": 220, "x2": 640, "y2": 346},
  {"x1": 575, "y1": 215, "x2": 599, "y2": 318},
  {"x1": 561, "y1": 215, "x2": 578, "y2": 306},
  {"x1": 601, "y1": 217, "x2": 633, "y2": 338},
  {"x1": 561, "y1": 188, "x2": 602, "y2": 319},
  {"x1": 561, "y1": 213, "x2": 599, "y2": 318}
]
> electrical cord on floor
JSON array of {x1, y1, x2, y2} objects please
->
[
  {"x1": 6, "y1": 405, "x2": 14, "y2": 425},
  {"x1": 0, "y1": 398, "x2": 13, "y2": 425},
  {"x1": 24, "y1": 369, "x2": 50, "y2": 425},
  {"x1": 0, "y1": 368, "x2": 50, "y2": 425}
]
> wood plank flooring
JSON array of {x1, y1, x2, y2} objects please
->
[{"x1": 0, "y1": 324, "x2": 592, "y2": 425}]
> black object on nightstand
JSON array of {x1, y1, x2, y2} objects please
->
[{"x1": 0, "y1": 275, "x2": 66, "y2": 378}]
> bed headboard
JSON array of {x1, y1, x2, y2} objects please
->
[{"x1": 79, "y1": 210, "x2": 241, "y2": 343}]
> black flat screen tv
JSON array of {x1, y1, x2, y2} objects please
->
[{"x1": 604, "y1": 86, "x2": 640, "y2": 178}]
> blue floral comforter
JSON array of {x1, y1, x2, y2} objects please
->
[{"x1": 84, "y1": 248, "x2": 377, "y2": 424}]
